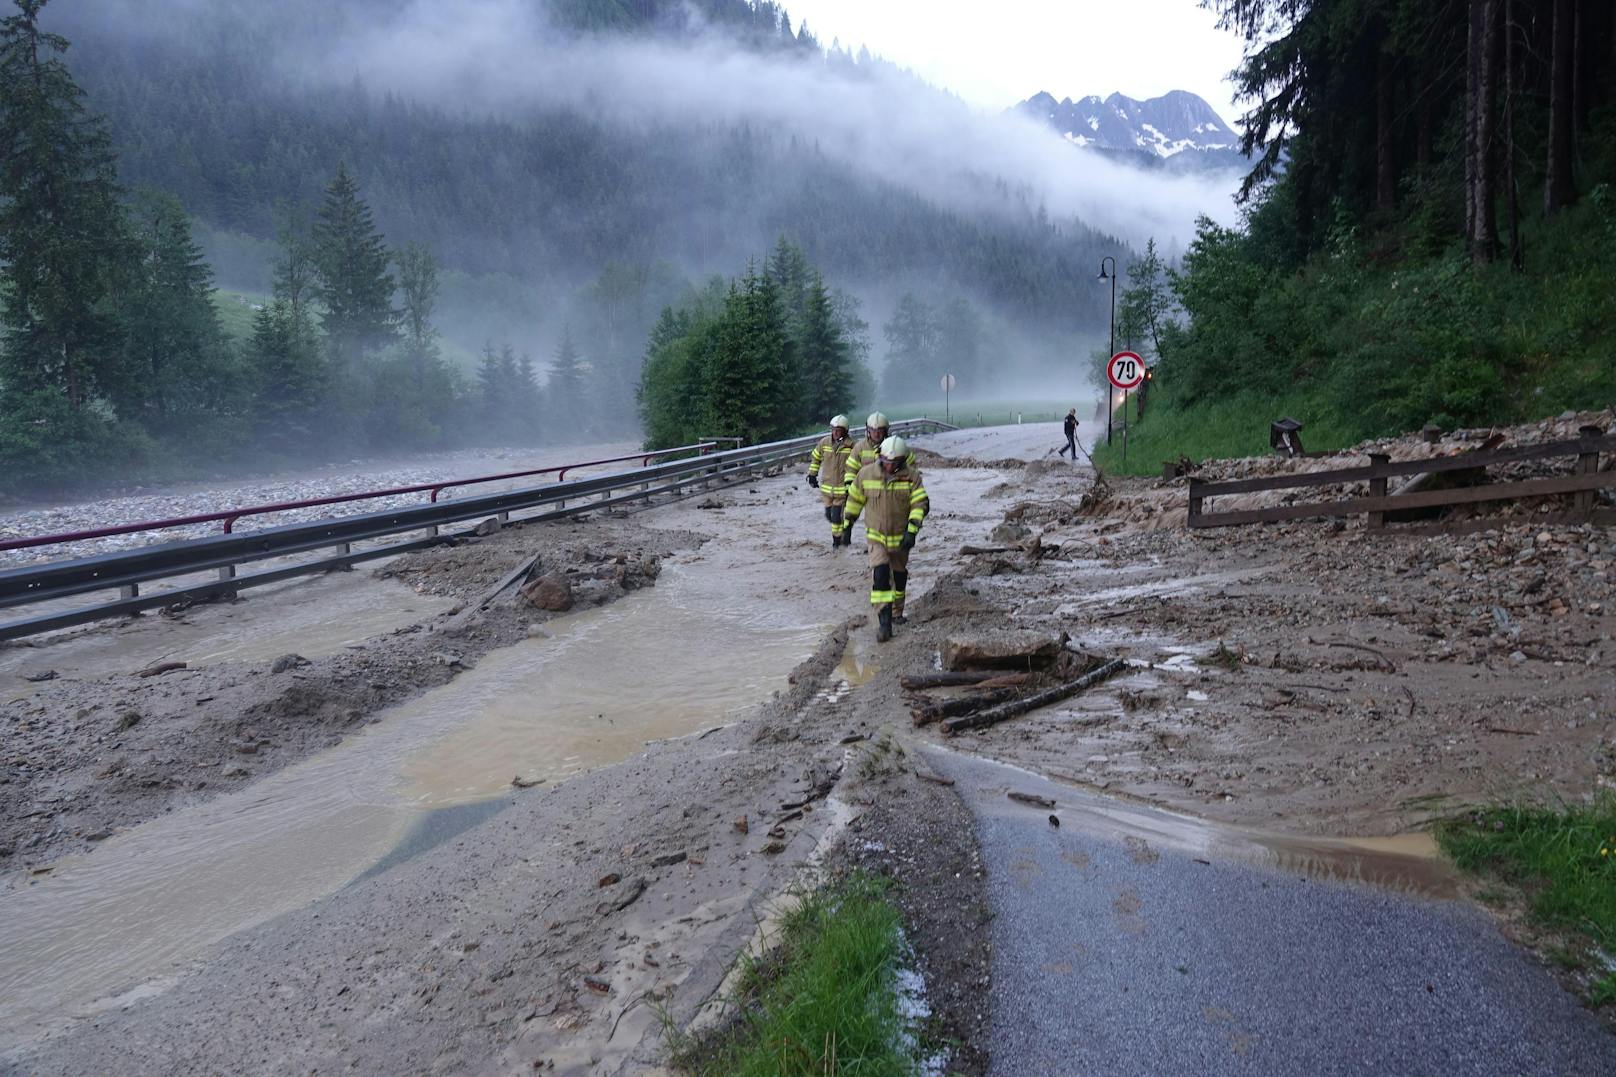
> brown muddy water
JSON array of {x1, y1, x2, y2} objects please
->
[
  {"x1": 0, "y1": 558, "x2": 828, "y2": 1049},
  {"x1": 934, "y1": 747, "x2": 1452, "y2": 897}
]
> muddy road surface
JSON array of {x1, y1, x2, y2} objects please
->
[{"x1": 4, "y1": 419, "x2": 1612, "y2": 1072}]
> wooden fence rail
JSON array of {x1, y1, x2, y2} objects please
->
[{"x1": 1187, "y1": 426, "x2": 1616, "y2": 530}]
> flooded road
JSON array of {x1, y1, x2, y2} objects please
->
[{"x1": 0, "y1": 558, "x2": 825, "y2": 1048}]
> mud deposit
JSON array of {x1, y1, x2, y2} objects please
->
[{"x1": 6, "y1": 420, "x2": 1612, "y2": 1073}]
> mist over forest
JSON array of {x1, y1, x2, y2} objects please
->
[{"x1": 2, "y1": 0, "x2": 1243, "y2": 492}]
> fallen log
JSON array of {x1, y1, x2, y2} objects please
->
[
  {"x1": 911, "y1": 687, "x2": 1021, "y2": 726},
  {"x1": 941, "y1": 658, "x2": 1129, "y2": 735},
  {"x1": 136, "y1": 661, "x2": 188, "y2": 678},
  {"x1": 959, "y1": 544, "x2": 1024, "y2": 556},
  {"x1": 900, "y1": 671, "x2": 1001, "y2": 690}
]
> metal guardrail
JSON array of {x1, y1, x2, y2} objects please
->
[
  {"x1": 0, "y1": 441, "x2": 718, "y2": 555},
  {"x1": 0, "y1": 420, "x2": 957, "y2": 641}
]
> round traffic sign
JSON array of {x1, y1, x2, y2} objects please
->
[
  {"x1": 940, "y1": 373, "x2": 956, "y2": 392},
  {"x1": 1107, "y1": 351, "x2": 1146, "y2": 390}
]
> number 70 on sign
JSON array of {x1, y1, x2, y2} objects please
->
[{"x1": 1107, "y1": 351, "x2": 1146, "y2": 391}]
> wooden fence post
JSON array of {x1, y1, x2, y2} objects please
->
[
  {"x1": 1367, "y1": 453, "x2": 1390, "y2": 529},
  {"x1": 1576, "y1": 425, "x2": 1603, "y2": 517},
  {"x1": 1187, "y1": 479, "x2": 1205, "y2": 527}
]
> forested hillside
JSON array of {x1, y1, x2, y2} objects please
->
[
  {"x1": 0, "y1": 0, "x2": 1140, "y2": 495},
  {"x1": 1100, "y1": 0, "x2": 1616, "y2": 470}
]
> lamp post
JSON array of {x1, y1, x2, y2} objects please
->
[{"x1": 1098, "y1": 256, "x2": 1116, "y2": 446}]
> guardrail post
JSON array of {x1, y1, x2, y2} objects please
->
[
  {"x1": 1576, "y1": 425, "x2": 1603, "y2": 517},
  {"x1": 119, "y1": 583, "x2": 138, "y2": 600},
  {"x1": 1187, "y1": 479, "x2": 1204, "y2": 527},
  {"x1": 1367, "y1": 453, "x2": 1390, "y2": 529}
]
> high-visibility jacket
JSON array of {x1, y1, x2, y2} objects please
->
[
  {"x1": 845, "y1": 460, "x2": 929, "y2": 549},
  {"x1": 808, "y1": 434, "x2": 855, "y2": 493},
  {"x1": 842, "y1": 436, "x2": 884, "y2": 487}
]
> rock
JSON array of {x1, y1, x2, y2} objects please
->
[
  {"x1": 270, "y1": 653, "x2": 310, "y2": 674},
  {"x1": 22, "y1": 669, "x2": 58, "y2": 683},
  {"x1": 696, "y1": 498, "x2": 724, "y2": 510},
  {"x1": 990, "y1": 521, "x2": 1033, "y2": 544},
  {"x1": 432, "y1": 651, "x2": 466, "y2": 668},
  {"x1": 733, "y1": 815, "x2": 749, "y2": 834},
  {"x1": 511, "y1": 774, "x2": 544, "y2": 789},
  {"x1": 115, "y1": 711, "x2": 142, "y2": 731},
  {"x1": 520, "y1": 574, "x2": 574, "y2": 612},
  {"x1": 597, "y1": 872, "x2": 621, "y2": 888},
  {"x1": 942, "y1": 631, "x2": 1068, "y2": 671},
  {"x1": 473, "y1": 516, "x2": 502, "y2": 537},
  {"x1": 650, "y1": 850, "x2": 687, "y2": 868},
  {"x1": 1509, "y1": 650, "x2": 1528, "y2": 664}
]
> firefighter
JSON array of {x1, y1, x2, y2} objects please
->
[
  {"x1": 842, "y1": 411, "x2": 890, "y2": 490},
  {"x1": 843, "y1": 434, "x2": 929, "y2": 643},
  {"x1": 806, "y1": 414, "x2": 855, "y2": 547}
]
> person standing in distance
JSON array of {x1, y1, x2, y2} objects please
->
[
  {"x1": 1059, "y1": 408, "x2": 1080, "y2": 460},
  {"x1": 806, "y1": 414, "x2": 855, "y2": 548},
  {"x1": 843, "y1": 435, "x2": 929, "y2": 643}
]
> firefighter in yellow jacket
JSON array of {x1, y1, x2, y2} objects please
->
[
  {"x1": 843, "y1": 435, "x2": 929, "y2": 642},
  {"x1": 842, "y1": 411, "x2": 890, "y2": 489},
  {"x1": 806, "y1": 415, "x2": 855, "y2": 547}
]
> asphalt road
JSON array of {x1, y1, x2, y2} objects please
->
[{"x1": 921, "y1": 747, "x2": 1616, "y2": 1077}]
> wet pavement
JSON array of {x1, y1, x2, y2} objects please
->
[{"x1": 922, "y1": 747, "x2": 1616, "y2": 1077}]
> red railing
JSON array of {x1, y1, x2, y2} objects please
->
[{"x1": 0, "y1": 442, "x2": 716, "y2": 554}]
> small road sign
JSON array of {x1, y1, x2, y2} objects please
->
[
  {"x1": 1107, "y1": 351, "x2": 1146, "y2": 391},
  {"x1": 940, "y1": 374, "x2": 956, "y2": 392}
]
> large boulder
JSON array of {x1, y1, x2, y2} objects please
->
[
  {"x1": 520, "y1": 573, "x2": 574, "y2": 612},
  {"x1": 942, "y1": 630, "x2": 1068, "y2": 671}
]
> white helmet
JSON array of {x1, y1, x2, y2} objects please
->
[
  {"x1": 830, "y1": 414, "x2": 849, "y2": 429},
  {"x1": 866, "y1": 411, "x2": 888, "y2": 430},
  {"x1": 879, "y1": 435, "x2": 908, "y2": 460}
]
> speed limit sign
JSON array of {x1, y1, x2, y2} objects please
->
[{"x1": 1107, "y1": 351, "x2": 1146, "y2": 390}]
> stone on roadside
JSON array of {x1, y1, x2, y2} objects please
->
[
  {"x1": 942, "y1": 631, "x2": 1068, "y2": 671},
  {"x1": 270, "y1": 653, "x2": 310, "y2": 674},
  {"x1": 520, "y1": 574, "x2": 574, "y2": 612},
  {"x1": 473, "y1": 516, "x2": 502, "y2": 537}
]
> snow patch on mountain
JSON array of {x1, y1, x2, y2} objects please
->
[{"x1": 1015, "y1": 89, "x2": 1243, "y2": 172}]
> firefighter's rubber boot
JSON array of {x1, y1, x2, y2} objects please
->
[{"x1": 876, "y1": 606, "x2": 893, "y2": 643}]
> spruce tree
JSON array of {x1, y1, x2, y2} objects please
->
[
  {"x1": 797, "y1": 272, "x2": 852, "y2": 423},
  {"x1": 312, "y1": 164, "x2": 395, "y2": 366},
  {"x1": 248, "y1": 299, "x2": 326, "y2": 454},
  {"x1": 108, "y1": 188, "x2": 231, "y2": 428},
  {"x1": 546, "y1": 325, "x2": 587, "y2": 435},
  {"x1": 0, "y1": 0, "x2": 131, "y2": 409},
  {"x1": 934, "y1": 297, "x2": 982, "y2": 395}
]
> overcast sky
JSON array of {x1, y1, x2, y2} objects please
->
[{"x1": 788, "y1": 0, "x2": 1248, "y2": 123}]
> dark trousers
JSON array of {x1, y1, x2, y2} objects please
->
[{"x1": 1060, "y1": 432, "x2": 1077, "y2": 458}]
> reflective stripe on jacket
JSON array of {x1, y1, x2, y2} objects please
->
[
  {"x1": 842, "y1": 436, "x2": 883, "y2": 487},
  {"x1": 844, "y1": 461, "x2": 929, "y2": 549},
  {"x1": 809, "y1": 435, "x2": 854, "y2": 493}
]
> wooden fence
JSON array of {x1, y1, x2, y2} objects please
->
[{"x1": 1187, "y1": 426, "x2": 1616, "y2": 530}]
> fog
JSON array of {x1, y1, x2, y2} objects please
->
[{"x1": 297, "y1": 0, "x2": 1240, "y2": 251}]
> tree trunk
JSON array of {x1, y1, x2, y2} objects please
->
[
  {"x1": 1416, "y1": 90, "x2": 1434, "y2": 170},
  {"x1": 1469, "y1": 0, "x2": 1500, "y2": 263},
  {"x1": 1545, "y1": 0, "x2": 1576, "y2": 213},
  {"x1": 1506, "y1": 0, "x2": 1523, "y2": 269},
  {"x1": 1376, "y1": 47, "x2": 1397, "y2": 210}
]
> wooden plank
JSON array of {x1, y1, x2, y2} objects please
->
[
  {"x1": 1190, "y1": 470, "x2": 1616, "y2": 529},
  {"x1": 1191, "y1": 435, "x2": 1614, "y2": 499}
]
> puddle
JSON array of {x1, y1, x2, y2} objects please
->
[
  {"x1": 931, "y1": 748, "x2": 1455, "y2": 898},
  {"x1": 1, "y1": 570, "x2": 454, "y2": 698},
  {"x1": 0, "y1": 560, "x2": 826, "y2": 1049}
]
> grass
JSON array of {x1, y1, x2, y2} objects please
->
[
  {"x1": 1436, "y1": 797, "x2": 1616, "y2": 1005},
  {"x1": 1089, "y1": 389, "x2": 1362, "y2": 477},
  {"x1": 669, "y1": 872, "x2": 920, "y2": 1076}
]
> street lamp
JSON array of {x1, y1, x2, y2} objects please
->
[{"x1": 1098, "y1": 256, "x2": 1116, "y2": 446}]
